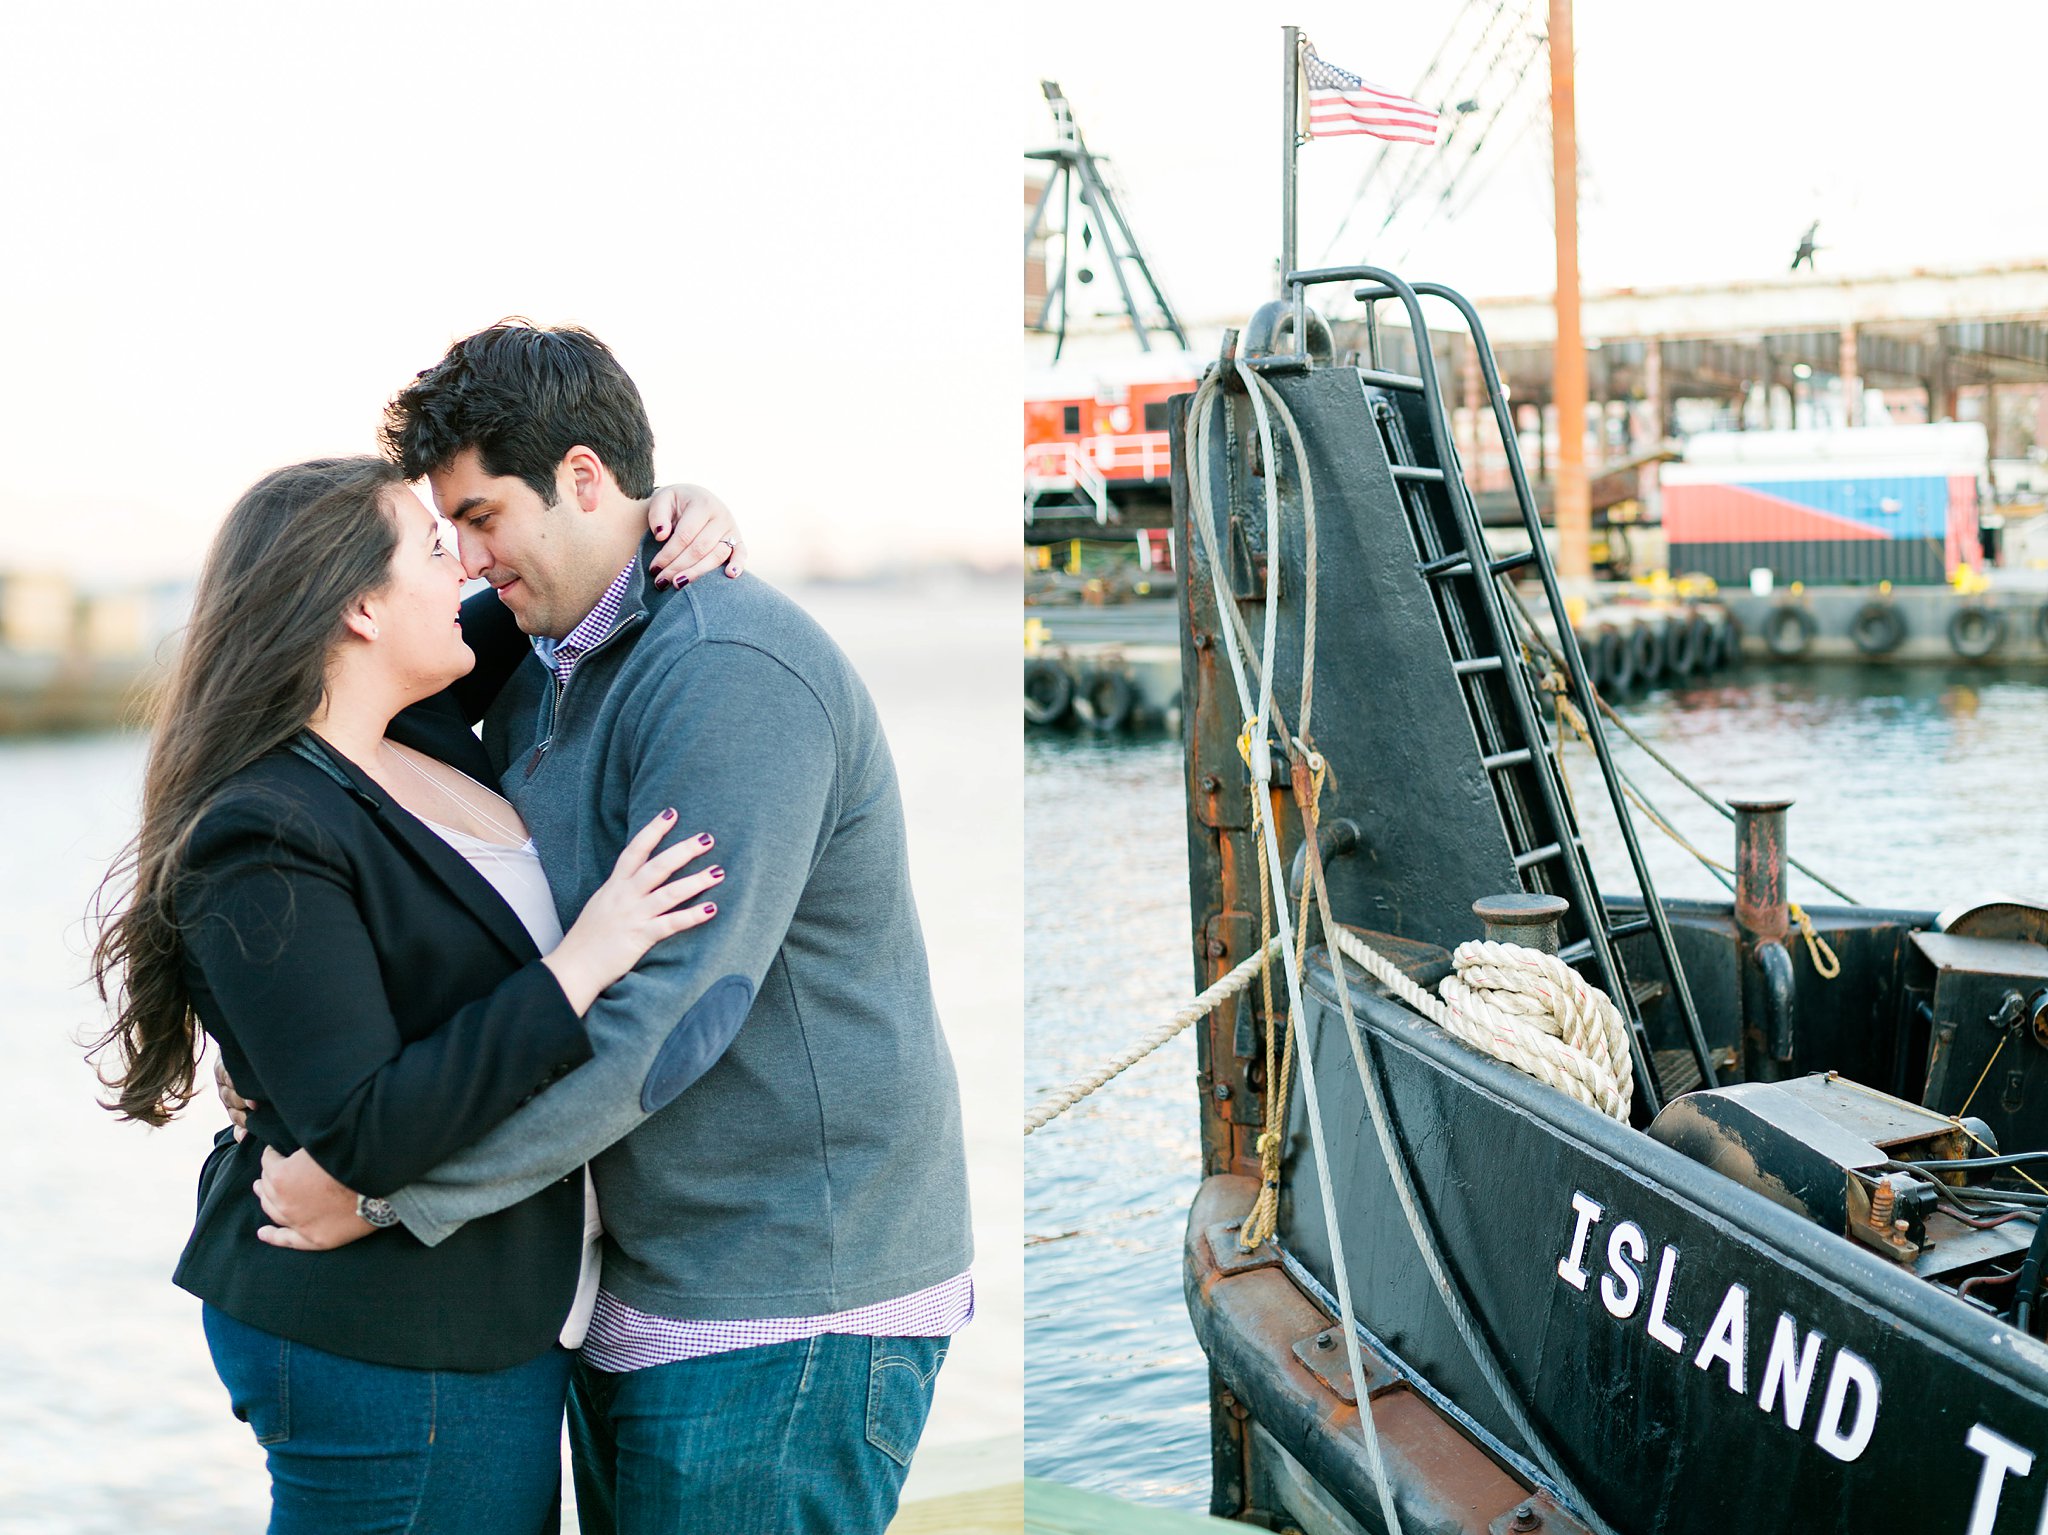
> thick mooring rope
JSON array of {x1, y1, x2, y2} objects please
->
[
  {"x1": 1331, "y1": 929, "x2": 1633, "y2": 1121},
  {"x1": 1021, "y1": 936, "x2": 1285, "y2": 1136}
]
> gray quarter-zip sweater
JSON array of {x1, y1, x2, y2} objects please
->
[{"x1": 384, "y1": 543, "x2": 972, "y2": 1319}]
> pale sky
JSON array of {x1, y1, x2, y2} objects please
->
[
  {"x1": 9, "y1": 5, "x2": 2044, "y2": 585},
  {"x1": 0, "y1": 3, "x2": 1012, "y2": 584},
  {"x1": 1025, "y1": 1, "x2": 2048, "y2": 333}
]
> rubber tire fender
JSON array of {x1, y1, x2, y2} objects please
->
[
  {"x1": 1764, "y1": 605, "x2": 1816, "y2": 659},
  {"x1": 1023, "y1": 659, "x2": 1074, "y2": 726},
  {"x1": 1689, "y1": 613, "x2": 1717, "y2": 672},
  {"x1": 1597, "y1": 627, "x2": 1633, "y2": 694},
  {"x1": 1849, "y1": 601, "x2": 1907, "y2": 656},
  {"x1": 1630, "y1": 621, "x2": 1667, "y2": 686},
  {"x1": 1949, "y1": 604, "x2": 2007, "y2": 660},
  {"x1": 1077, "y1": 669, "x2": 1135, "y2": 733},
  {"x1": 2036, "y1": 603, "x2": 2048, "y2": 652},
  {"x1": 1665, "y1": 615, "x2": 1699, "y2": 677},
  {"x1": 1716, "y1": 612, "x2": 1744, "y2": 667}
]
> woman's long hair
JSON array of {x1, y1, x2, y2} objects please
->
[{"x1": 89, "y1": 456, "x2": 406, "y2": 1125}]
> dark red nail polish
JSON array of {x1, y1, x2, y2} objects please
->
[
  {"x1": 677, "y1": 575, "x2": 691, "y2": 588},
  {"x1": 698, "y1": 833, "x2": 713, "y2": 847},
  {"x1": 703, "y1": 902, "x2": 717, "y2": 916},
  {"x1": 708, "y1": 866, "x2": 724, "y2": 879},
  {"x1": 662, "y1": 807, "x2": 676, "y2": 821}
]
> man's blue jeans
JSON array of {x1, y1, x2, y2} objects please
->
[
  {"x1": 203, "y1": 1303, "x2": 573, "y2": 1535},
  {"x1": 567, "y1": 1334, "x2": 948, "y2": 1535}
]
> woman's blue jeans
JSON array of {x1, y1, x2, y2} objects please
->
[{"x1": 203, "y1": 1303, "x2": 573, "y2": 1535}]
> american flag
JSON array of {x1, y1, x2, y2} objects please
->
[{"x1": 1303, "y1": 46, "x2": 1440, "y2": 144}]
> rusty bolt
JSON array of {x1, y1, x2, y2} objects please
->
[
  {"x1": 1213, "y1": 1083, "x2": 1233, "y2": 1102},
  {"x1": 1201, "y1": 774, "x2": 1222, "y2": 794},
  {"x1": 1509, "y1": 1505, "x2": 1541, "y2": 1532},
  {"x1": 1193, "y1": 631, "x2": 1212, "y2": 650},
  {"x1": 1207, "y1": 937, "x2": 1228, "y2": 957},
  {"x1": 1869, "y1": 1179, "x2": 1895, "y2": 1231},
  {"x1": 1314, "y1": 1330, "x2": 1334, "y2": 1351}
]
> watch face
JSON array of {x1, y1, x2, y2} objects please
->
[{"x1": 358, "y1": 1196, "x2": 399, "y2": 1228}]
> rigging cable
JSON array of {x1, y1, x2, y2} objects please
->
[{"x1": 1321, "y1": 0, "x2": 1516, "y2": 261}]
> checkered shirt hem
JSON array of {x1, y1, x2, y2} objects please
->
[{"x1": 578, "y1": 1271, "x2": 974, "y2": 1372}]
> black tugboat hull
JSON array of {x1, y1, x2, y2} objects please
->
[
  {"x1": 1170, "y1": 279, "x2": 2048, "y2": 1533},
  {"x1": 1188, "y1": 960, "x2": 2048, "y2": 1535}
]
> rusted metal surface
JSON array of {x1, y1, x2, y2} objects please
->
[
  {"x1": 1489, "y1": 1492, "x2": 1585, "y2": 1535},
  {"x1": 1844, "y1": 1171, "x2": 1923, "y2": 1266},
  {"x1": 1206, "y1": 1220, "x2": 1280, "y2": 1278},
  {"x1": 1186, "y1": 1174, "x2": 1587, "y2": 1535},
  {"x1": 1731, "y1": 796, "x2": 1797, "y2": 1080},
  {"x1": 1729, "y1": 797, "x2": 1793, "y2": 943},
  {"x1": 1290, "y1": 1327, "x2": 1396, "y2": 1406}
]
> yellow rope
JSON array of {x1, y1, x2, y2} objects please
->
[
  {"x1": 1955, "y1": 1033, "x2": 2009, "y2": 1132},
  {"x1": 1242, "y1": 778, "x2": 1280, "y2": 1249},
  {"x1": 1946, "y1": 1073, "x2": 2048, "y2": 1198},
  {"x1": 1536, "y1": 658, "x2": 1582, "y2": 831},
  {"x1": 1947, "y1": 1037, "x2": 2048, "y2": 1198},
  {"x1": 1788, "y1": 903, "x2": 1842, "y2": 980},
  {"x1": 1552, "y1": 672, "x2": 1840, "y2": 991},
  {"x1": 1240, "y1": 755, "x2": 1326, "y2": 1252}
]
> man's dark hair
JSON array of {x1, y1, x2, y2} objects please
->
[{"x1": 381, "y1": 320, "x2": 656, "y2": 501}]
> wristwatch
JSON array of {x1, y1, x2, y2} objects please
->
[{"x1": 355, "y1": 1193, "x2": 400, "y2": 1229}]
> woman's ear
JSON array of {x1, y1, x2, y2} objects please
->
[{"x1": 339, "y1": 595, "x2": 380, "y2": 644}]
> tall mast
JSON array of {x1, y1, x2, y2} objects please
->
[{"x1": 1548, "y1": 0, "x2": 1591, "y2": 584}]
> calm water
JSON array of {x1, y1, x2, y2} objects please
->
[
  {"x1": 1023, "y1": 661, "x2": 2048, "y2": 1509},
  {"x1": 0, "y1": 582, "x2": 1020, "y2": 1534}
]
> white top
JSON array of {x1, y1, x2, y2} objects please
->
[{"x1": 420, "y1": 817, "x2": 604, "y2": 1350}]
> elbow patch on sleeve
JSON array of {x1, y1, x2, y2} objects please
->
[{"x1": 640, "y1": 974, "x2": 756, "y2": 1114}]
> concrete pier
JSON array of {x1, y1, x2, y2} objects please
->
[{"x1": 1723, "y1": 576, "x2": 2048, "y2": 663}]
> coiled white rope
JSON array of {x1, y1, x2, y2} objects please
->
[{"x1": 1330, "y1": 930, "x2": 1633, "y2": 1122}]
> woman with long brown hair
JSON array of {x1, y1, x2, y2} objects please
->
[{"x1": 89, "y1": 456, "x2": 741, "y2": 1532}]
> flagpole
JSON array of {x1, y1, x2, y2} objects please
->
[{"x1": 1280, "y1": 25, "x2": 1300, "y2": 290}]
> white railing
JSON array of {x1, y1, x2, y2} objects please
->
[
  {"x1": 1024, "y1": 441, "x2": 1110, "y2": 524},
  {"x1": 1083, "y1": 432, "x2": 1172, "y2": 480}
]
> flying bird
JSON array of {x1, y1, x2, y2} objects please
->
[{"x1": 1791, "y1": 221, "x2": 1821, "y2": 272}]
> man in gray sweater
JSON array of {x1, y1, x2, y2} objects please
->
[{"x1": 257, "y1": 323, "x2": 973, "y2": 1533}]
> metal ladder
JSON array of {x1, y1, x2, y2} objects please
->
[{"x1": 1263, "y1": 266, "x2": 1721, "y2": 1122}]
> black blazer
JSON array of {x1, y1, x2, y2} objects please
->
[{"x1": 172, "y1": 590, "x2": 590, "y2": 1371}]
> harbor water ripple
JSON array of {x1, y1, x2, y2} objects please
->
[{"x1": 1024, "y1": 661, "x2": 2048, "y2": 1509}]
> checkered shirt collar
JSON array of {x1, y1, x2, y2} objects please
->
[{"x1": 534, "y1": 559, "x2": 637, "y2": 687}]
